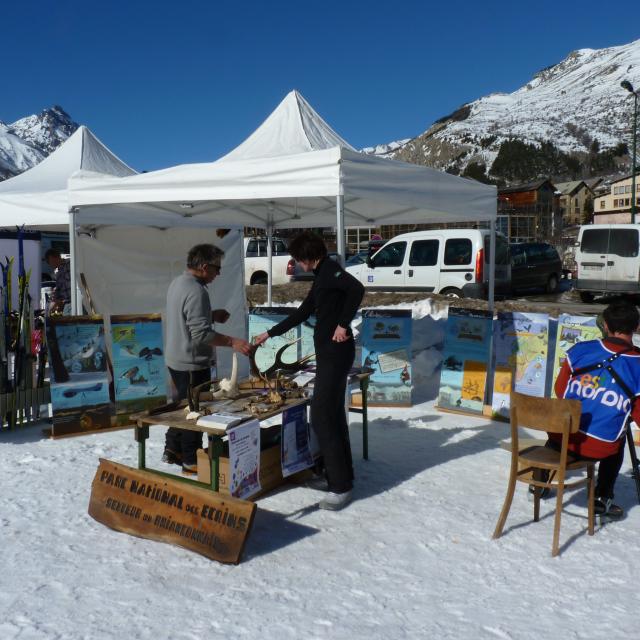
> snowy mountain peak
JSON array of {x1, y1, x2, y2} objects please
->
[
  {"x1": 0, "y1": 106, "x2": 79, "y2": 181},
  {"x1": 390, "y1": 38, "x2": 640, "y2": 184}
]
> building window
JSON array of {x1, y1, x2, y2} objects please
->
[
  {"x1": 626, "y1": 185, "x2": 632, "y2": 193},
  {"x1": 626, "y1": 198, "x2": 631, "y2": 206},
  {"x1": 600, "y1": 200, "x2": 606, "y2": 209}
]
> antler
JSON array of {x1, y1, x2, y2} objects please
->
[{"x1": 249, "y1": 337, "x2": 316, "y2": 379}]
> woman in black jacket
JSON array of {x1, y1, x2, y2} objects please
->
[{"x1": 253, "y1": 232, "x2": 365, "y2": 510}]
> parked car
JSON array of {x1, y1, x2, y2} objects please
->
[
  {"x1": 574, "y1": 224, "x2": 640, "y2": 302},
  {"x1": 509, "y1": 242, "x2": 562, "y2": 293},
  {"x1": 345, "y1": 228, "x2": 510, "y2": 298},
  {"x1": 287, "y1": 252, "x2": 340, "y2": 281},
  {"x1": 244, "y1": 236, "x2": 290, "y2": 286},
  {"x1": 345, "y1": 250, "x2": 369, "y2": 266}
]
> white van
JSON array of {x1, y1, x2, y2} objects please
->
[
  {"x1": 345, "y1": 228, "x2": 510, "y2": 298},
  {"x1": 243, "y1": 236, "x2": 290, "y2": 286},
  {"x1": 574, "y1": 224, "x2": 640, "y2": 302}
]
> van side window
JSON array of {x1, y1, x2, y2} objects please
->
[
  {"x1": 409, "y1": 240, "x2": 438, "y2": 266},
  {"x1": 608, "y1": 229, "x2": 638, "y2": 257},
  {"x1": 526, "y1": 244, "x2": 544, "y2": 263},
  {"x1": 581, "y1": 229, "x2": 609, "y2": 254},
  {"x1": 372, "y1": 242, "x2": 406, "y2": 268},
  {"x1": 246, "y1": 240, "x2": 259, "y2": 256},
  {"x1": 273, "y1": 240, "x2": 288, "y2": 255},
  {"x1": 444, "y1": 238, "x2": 472, "y2": 265}
]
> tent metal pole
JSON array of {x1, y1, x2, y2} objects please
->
[
  {"x1": 336, "y1": 194, "x2": 345, "y2": 265},
  {"x1": 69, "y1": 209, "x2": 80, "y2": 315},
  {"x1": 266, "y1": 221, "x2": 273, "y2": 307},
  {"x1": 488, "y1": 218, "x2": 496, "y2": 314}
]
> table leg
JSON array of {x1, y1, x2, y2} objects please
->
[
  {"x1": 135, "y1": 424, "x2": 149, "y2": 470},
  {"x1": 208, "y1": 435, "x2": 224, "y2": 492},
  {"x1": 361, "y1": 377, "x2": 369, "y2": 461}
]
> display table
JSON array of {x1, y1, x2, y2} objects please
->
[
  {"x1": 131, "y1": 393, "x2": 309, "y2": 492},
  {"x1": 131, "y1": 369, "x2": 372, "y2": 493}
]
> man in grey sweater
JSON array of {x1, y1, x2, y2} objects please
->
[{"x1": 163, "y1": 243, "x2": 251, "y2": 474}]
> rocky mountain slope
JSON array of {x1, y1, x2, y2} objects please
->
[
  {"x1": 0, "y1": 106, "x2": 78, "y2": 180},
  {"x1": 382, "y1": 39, "x2": 640, "y2": 184}
]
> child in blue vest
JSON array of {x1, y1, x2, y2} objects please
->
[{"x1": 552, "y1": 301, "x2": 640, "y2": 519}]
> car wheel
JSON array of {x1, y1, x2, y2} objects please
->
[
  {"x1": 441, "y1": 287, "x2": 463, "y2": 298},
  {"x1": 250, "y1": 273, "x2": 268, "y2": 285},
  {"x1": 579, "y1": 291, "x2": 595, "y2": 303},
  {"x1": 545, "y1": 274, "x2": 559, "y2": 294}
]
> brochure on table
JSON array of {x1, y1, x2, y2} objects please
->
[
  {"x1": 491, "y1": 312, "x2": 550, "y2": 418},
  {"x1": 361, "y1": 309, "x2": 412, "y2": 407},
  {"x1": 46, "y1": 316, "x2": 112, "y2": 437},
  {"x1": 437, "y1": 307, "x2": 493, "y2": 415},
  {"x1": 281, "y1": 404, "x2": 314, "y2": 477},
  {"x1": 227, "y1": 419, "x2": 261, "y2": 499},
  {"x1": 110, "y1": 314, "x2": 167, "y2": 417}
]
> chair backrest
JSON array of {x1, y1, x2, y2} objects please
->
[{"x1": 510, "y1": 392, "x2": 582, "y2": 436}]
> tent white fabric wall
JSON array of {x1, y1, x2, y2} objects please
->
[
  {"x1": 75, "y1": 227, "x2": 247, "y2": 379},
  {"x1": 0, "y1": 126, "x2": 135, "y2": 229}
]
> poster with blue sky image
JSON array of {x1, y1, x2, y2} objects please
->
[
  {"x1": 361, "y1": 309, "x2": 412, "y2": 407},
  {"x1": 111, "y1": 314, "x2": 167, "y2": 416},
  {"x1": 437, "y1": 308, "x2": 493, "y2": 415}
]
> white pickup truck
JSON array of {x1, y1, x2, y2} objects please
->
[{"x1": 243, "y1": 237, "x2": 292, "y2": 286}]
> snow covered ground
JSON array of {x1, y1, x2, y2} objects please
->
[{"x1": 2, "y1": 300, "x2": 639, "y2": 639}]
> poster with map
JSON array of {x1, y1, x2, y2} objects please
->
[
  {"x1": 491, "y1": 312, "x2": 550, "y2": 418},
  {"x1": 437, "y1": 308, "x2": 493, "y2": 415},
  {"x1": 111, "y1": 314, "x2": 168, "y2": 418},
  {"x1": 551, "y1": 314, "x2": 601, "y2": 397},
  {"x1": 361, "y1": 309, "x2": 412, "y2": 407}
]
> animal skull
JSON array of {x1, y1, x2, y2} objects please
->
[{"x1": 212, "y1": 352, "x2": 240, "y2": 399}]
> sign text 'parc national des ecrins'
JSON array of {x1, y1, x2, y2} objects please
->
[{"x1": 88, "y1": 459, "x2": 256, "y2": 564}]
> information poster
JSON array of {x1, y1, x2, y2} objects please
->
[
  {"x1": 227, "y1": 419, "x2": 261, "y2": 499},
  {"x1": 551, "y1": 314, "x2": 601, "y2": 397},
  {"x1": 491, "y1": 312, "x2": 550, "y2": 418},
  {"x1": 111, "y1": 314, "x2": 167, "y2": 416},
  {"x1": 249, "y1": 307, "x2": 300, "y2": 374},
  {"x1": 437, "y1": 308, "x2": 493, "y2": 415},
  {"x1": 281, "y1": 404, "x2": 314, "y2": 477},
  {"x1": 46, "y1": 316, "x2": 112, "y2": 437},
  {"x1": 361, "y1": 309, "x2": 412, "y2": 407}
]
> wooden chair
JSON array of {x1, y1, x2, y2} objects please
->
[{"x1": 493, "y1": 391, "x2": 595, "y2": 556}]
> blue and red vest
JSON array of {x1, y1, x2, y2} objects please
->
[{"x1": 563, "y1": 339, "x2": 640, "y2": 442}]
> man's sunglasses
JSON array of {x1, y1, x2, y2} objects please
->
[{"x1": 205, "y1": 263, "x2": 222, "y2": 273}]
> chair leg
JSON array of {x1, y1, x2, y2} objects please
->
[
  {"x1": 533, "y1": 468, "x2": 541, "y2": 522},
  {"x1": 552, "y1": 480, "x2": 565, "y2": 557},
  {"x1": 587, "y1": 464, "x2": 595, "y2": 536},
  {"x1": 493, "y1": 464, "x2": 518, "y2": 539}
]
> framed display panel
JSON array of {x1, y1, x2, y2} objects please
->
[
  {"x1": 46, "y1": 315, "x2": 112, "y2": 437},
  {"x1": 361, "y1": 309, "x2": 412, "y2": 407},
  {"x1": 551, "y1": 314, "x2": 602, "y2": 397},
  {"x1": 111, "y1": 314, "x2": 168, "y2": 418},
  {"x1": 491, "y1": 312, "x2": 550, "y2": 419},
  {"x1": 437, "y1": 307, "x2": 493, "y2": 415}
]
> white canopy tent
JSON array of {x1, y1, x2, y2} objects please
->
[
  {"x1": 0, "y1": 126, "x2": 135, "y2": 230},
  {"x1": 68, "y1": 90, "x2": 498, "y2": 307}
]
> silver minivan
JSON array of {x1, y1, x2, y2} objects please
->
[
  {"x1": 344, "y1": 228, "x2": 510, "y2": 298},
  {"x1": 574, "y1": 224, "x2": 640, "y2": 302}
]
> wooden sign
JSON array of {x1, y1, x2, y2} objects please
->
[{"x1": 88, "y1": 459, "x2": 256, "y2": 564}]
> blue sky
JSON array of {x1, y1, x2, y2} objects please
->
[{"x1": 4, "y1": 1, "x2": 640, "y2": 172}]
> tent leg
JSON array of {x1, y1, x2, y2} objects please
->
[
  {"x1": 488, "y1": 218, "x2": 496, "y2": 314},
  {"x1": 69, "y1": 209, "x2": 80, "y2": 315},
  {"x1": 266, "y1": 223, "x2": 273, "y2": 307},
  {"x1": 336, "y1": 195, "x2": 345, "y2": 266}
]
